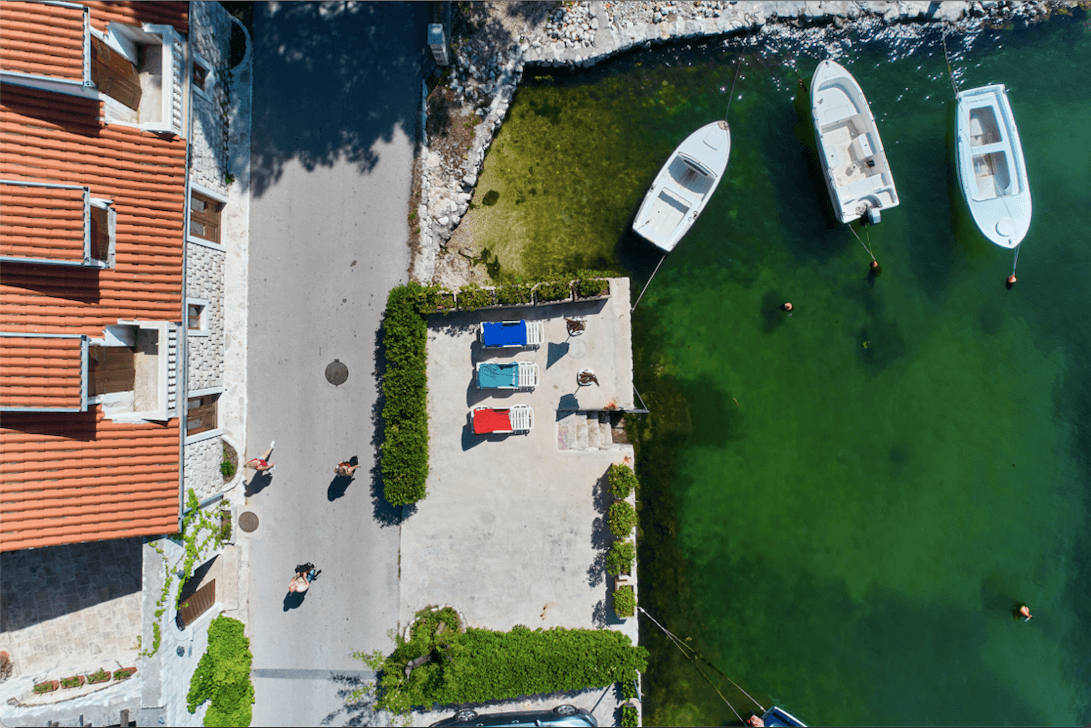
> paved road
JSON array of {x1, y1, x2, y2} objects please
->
[{"x1": 245, "y1": 3, "x2": 429, "y2": 725}]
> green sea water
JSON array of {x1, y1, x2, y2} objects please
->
[{"x1": 466, "y1": 13, "x2": 1090, "y2": 727}]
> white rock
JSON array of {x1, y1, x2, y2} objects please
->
[{"x1": 437, "y1": 216, "x2": 449, "y2": 226}]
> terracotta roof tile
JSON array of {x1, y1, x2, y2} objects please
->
[
  {"x1": 0, "y1": 182, "x2": 87, "y2": 262},
  {"x1": 0, "y1": 3, "x2": 188, "y2": 551},
  {"x1": 0, "y1": 2, "x2": 86, "y2": 82},
  {"x1": 0, "y1": 335, "x2": 85, "y2": 410}
]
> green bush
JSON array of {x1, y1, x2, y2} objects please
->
[
  {"x1": 621, "y1": 704, "x2": 639, "y2": 727},
  {"x1": 113, "y1": 668, "x2": 134, "y2": 680},
  {"x1": 88, "y1": 668, "x2": 111, "y2": 683},
  {"x1": 381, "y1": 284, "x2": 431, "y2": 506},
  {"x1": 607, "y1": 463, "x2": 638, "y2": 499},
  {"x1": 620, "y1": 676, "x2": 639, "y2": 700},
  {"x1": 607, "y1": 501, "x2": 636, "y2": 538},
  {"x1": 496, "y1": 282, "x2": 533, "y2": 305},
  {"x1": 575, "y1": 275, "x2": 609, "y2": 298},
  {"x1": 60, "y1": 676, "x2": 82, "y2": 688},
  {"x1": 614, "y1": 585, "x2": 636, "y2": 618},
  {"x1": 361, "y1": 610, "x2": 648, "y2": 713},
  {"x1": 410, "y1": 285, "x2": 457, "y2": 315},
  {"x1": 457, "y1": 283, "x2": 494, "y2": 310},
  {"x1": 534, "y1": 279, "x2": 572, "y2": 303},
  {"x1": 33, "y1": 681, "x2": 55, "y2": 694},
  {"x1": 220, "y1": 458, "x2": 236, "y2": 479},
  {"x1": 607, "y1": 540, "x2": 636, "y2": 576},
  {"x1": 187, "y1": 615, "x2": 254, "y2": 727}
]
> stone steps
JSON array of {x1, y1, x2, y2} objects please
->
[{"x1": 557, "y1": 411, "x2": 617, "y2": 451}]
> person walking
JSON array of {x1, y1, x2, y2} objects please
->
[
  {"x1": 1019, "y1": 605, "x2": 1033, "y2": 622},
  {"x1": 334, "y1": 456, "x2": 360, "y2": 478},
  {"x1": 288, "y1": 563, "x2": 320, "y2": 593},
  {"x1": 245, "y1": 440, "x2": 276, "y2": 473}
]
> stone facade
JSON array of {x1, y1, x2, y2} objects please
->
[
  {"x1": 189, "y1": 0, "x2": 233, "y2": 197},
  {"x1": 183, "y1": 436, "x2": 224, "y2": 504},
  {"x1": 185, "y1": 241, "x2": 225, "y2": 393}
]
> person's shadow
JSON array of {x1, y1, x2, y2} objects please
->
[
  {"x1": 245, "y1": 471, "x2": 273, "y2": 497},
  {"x1": 328, "y1": 475, "x2": 353, "y2": 501},
  {"x1": 283, "y1": 591, "x2": 305, "y2": 611}
]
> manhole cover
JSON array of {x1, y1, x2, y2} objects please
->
[
  {"x1": 325, "y1": 359, "x2": 349, "y2": 386},
  {"x1": 238, "y1": 511, "x2": 259, "y2": 533}
]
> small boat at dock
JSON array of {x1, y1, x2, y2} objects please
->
[
  {"x1": 811, "y1": 60, "x2": 898, "y2": 224},
  {"x1": 954, "y1": 84, "x2": 1032, "y2": 249},
  {"x1": 632, "y1": 120, "x2": 731, "y2": 252},
  {"x1": 759, "y1": 706, "x2": 807, "y2": 727}
]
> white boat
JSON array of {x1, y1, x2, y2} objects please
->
[
  {"x1": 811, "y1": 60, "x2": 898, "y2": 224},
  {"x1": 955, "y1": 84, "x2": 1032, "y2": 249},
  {"x1": 632, "y1": 120, "x2": 731, "y2": 252}
]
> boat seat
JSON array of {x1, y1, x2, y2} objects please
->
[
  {"x1": 842, "y1": 174, "x2": 885, "y2": 199},
  {"x1": 824, "y1": 146, "x2": 840, "y2": 170}
]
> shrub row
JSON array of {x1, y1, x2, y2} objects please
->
[
  {"x1": 621, "y1": 704, "x2": 639, "y2": 727},
  {"x1": 381, "y1": 284, "x2": 431, "y2": 506},
  {"x1": 414, "y1": 277, "x2": 610, "y2": 314},
  {"x1": 34, "y1": 667, "x2": 132, "y2": 694},
  {"x1": 187, "y1": 615, "x2": 254, "y2": 727},
  {"x1": 613, "y1": 585, "x2": 636, "y2": 618},
  {"x1": 368, "y1": 611, "x2": 648, "y2": 713}
]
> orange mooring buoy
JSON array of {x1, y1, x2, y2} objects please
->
[
  {"x1": 1007, "y1": 274, "x2": 1017, "y2": 285},
  {"x1": 871, "y1": 260, "x2": 880, "y2": 270},
  {"x1": 782, "y1": 302, "x2": 793, "y2": 312}
]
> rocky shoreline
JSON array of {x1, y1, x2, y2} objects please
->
[{"x1": 413, "y1": 0, "x2": 1079, "y2": 284}]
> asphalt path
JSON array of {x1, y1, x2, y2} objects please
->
[{"x1": 245, "y1": 3, "x2": 429, "y2": 725}]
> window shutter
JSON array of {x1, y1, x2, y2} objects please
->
[
  {"x1": 190, "y1": 193, "x2": 222, "y2": 243},
  {"x1": 88, "y1": 346, "x2": 135, "y2": 396},
  {"x1": 90, "y1": 37, "x2": 142, "y2": 111}
]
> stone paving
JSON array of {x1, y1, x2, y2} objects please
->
[{"x1": 0, "y1": 539, "x2": 142, "y2": 684}]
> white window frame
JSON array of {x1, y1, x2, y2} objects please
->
[
  {"x1": 186, "y1": 298, "x2": 210, "y2": 336},
  {"x1": 92, "y1": 22, "x2": 184, "y2": 137},
  {"x1": 185, "y1": 387, "x2": 224, "y2": 445},
  {"x1": 0, "y1": 180, "x2": 114, "y2": 268},
  {"x1": 191, "y1": 51, "x2": 214, "y2": 100}
]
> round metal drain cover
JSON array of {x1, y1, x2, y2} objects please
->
[
  {"x1": 238, "y1": 511, "x2": 259, "y2": 533},
  {"x1": 325, "y1": 359, "x2": 349, "y2": 386}
]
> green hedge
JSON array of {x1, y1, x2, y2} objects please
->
[
  {"x1": 187, "y1": 615, "x2": 254, "y2": 727},
  {"x1": 614, "y1": 585, "x2": 636, "y2": 618},
  {"x1": 607, "y1": 540, "x2": 636, "y2": 576},
  {"x1": 381, "y1": 284, "x2": 431, "y2": 506},
  {"x1": 458, "y1": 283, "x2": 494, "y2": 310},
  {"x1": 607, "y1": 463, "x2": 638, "y2": 499},
  {"x1": 364, "y1": 611, "x2": 648, "y2": 713},
  {"x1": 607, "y1": 501, "x2": 636, "y2": 538},
  {"x1": 621, "y1": 704, "x2": 639, "y2": 726},
  {"x1": 534, "y1": 279, "x2": 572, "y2": 303},
  {"x1": 411, "y1": 285, "x2": 456, "y2": 314},
  {"x1": 496, "y1": 282, "x2": 533, "y2": 305},
  {"x1": 575, "y1": 275, "x2": 609, "y2": 298}
]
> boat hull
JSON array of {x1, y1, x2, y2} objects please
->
[
  {"x1": 954, "y1": 84, "x2": 1032, "y2": 249},
  {"x1": 810, "y1": 60, "x2": 899, "y2": 224},
  {"x1": 632, "y1": 121, "x2": 731, "y2": 252}
]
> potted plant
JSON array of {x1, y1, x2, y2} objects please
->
[
  {"x1": 0, "y1": 650, "x2": 11, "y2": 680},
  {"x1": 533, "y1": 279, "x2": 573, "y2": 305},
  {"x1": 607, "y1": 462, "x2": 637, "y2": 500},
  {"x1": 613, "y1": 584, "x2": 636, "y2": 619},
  {"x1": 495, "y1": 282, "x2": 533, "y2": 306},
  {"x1": 575, "y1": 274, "x2": 610, "y2": 300},
  {"x1": 412, "y1": 286, "x2": 457, "y2": 314},
  {"x1": 112, "y1": 667, "x2": 137, "y2": 681},
  {"x1": 33, "y1": 680, "x2": 59, "y2": 694},
  {"x1": 457, "y1": 283, "x2": 495, "y2": 310},
  {"x1": 606, "y1": 540, "x2": 636, "y2": 576},
  {"x1": 87, "y1": 668, "x2": 111, "y2": 685},
  {"x1": 60, "y1": 675, "x2": 85, "y2": 689},
  {"x1": 620, "y1": 702, "x2": 639, "y2": 727},
  {"x1": 218, "y1": 500, "x2": 232, "y2": 544},
  {"x1": 607, "y1": 501, "x2": 636, "y2": 538}
]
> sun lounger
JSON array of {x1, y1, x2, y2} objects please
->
[
  {"x1": 480, "y1": 320, "x2": 543, "y2": 349},
  {"x1": 476, "y1": 361, "x2": 539, "y2": 390},
  {"x1": 472, "y1": 405, "x2": 534, "y2": 434}
]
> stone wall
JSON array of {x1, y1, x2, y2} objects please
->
[
  {"x1": 189, "y1": 1, "x2": 233, "y2": 197},
  {"x1": 185, "y1": 242, "x2": 225, "y2": 392},
  {"x1": 183, "y1": 437, "x2": 223, "y2": 504}
]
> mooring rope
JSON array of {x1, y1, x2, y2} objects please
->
[
  {"x1": 631, "y1": 253, "x2": 667, "y2": 313},
  {"x1": 724, "y1": 52, "x2": 745, "y2": 120},
  {"x1": 638, "y1": 606, "x2": 767, "y2": 715},
  {"x1": 849, "y1": 221, "x2": 877, "y2": 262},
  {"x1": 942, "y1": 28, "x2": 960, "y2": 98},
  {"x1": 1011, "y1": 242, "x2": 1020, "y2": 277}
]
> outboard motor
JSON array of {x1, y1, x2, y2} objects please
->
[{"x1": 867, "y1": 206, "x2": 881, "y2": 225}]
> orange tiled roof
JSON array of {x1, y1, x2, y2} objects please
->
[
  {"x1": 0, "y1": 2, "x2": 188, "y2": 551},
  {"x1": 0, "y1": 182, "x2": 87, "y2": 263},
  {"x1": 0, "y1": 2, "x2": 188, "y2": 82},
  {"x1": 0, "y1": 409, "x2": 179, "y2": 551},
  {"x1": 0, "y1": 335, "x2": 85, "y2": 410}
]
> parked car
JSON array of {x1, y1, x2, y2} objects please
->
[{"x1": 430, "y1": 704, "x2": 597, "y2": 727}]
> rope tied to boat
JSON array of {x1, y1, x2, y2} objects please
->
[
  {"x1": 638, "y1": 606, "x2": 767, "y2": 719},
  {"x1": 631, "y1": 253, "x2": 667, "y2": 313},
  {"x1": 849, "y1": 221, "x2": 877, "y2": 263},
  {"x1": 942, "y1": 28, "x2": 960, "y2": 98}
]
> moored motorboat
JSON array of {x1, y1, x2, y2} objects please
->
[
  {"x1": 811, "y1": 60, "x2": 898, "y2": 224},
  {"x1": 954, "y1": 84, "x2": 1032, "y2": 249},
  {"x1": 632, "y1": 120, "x2": 731, "y2": 252}
]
